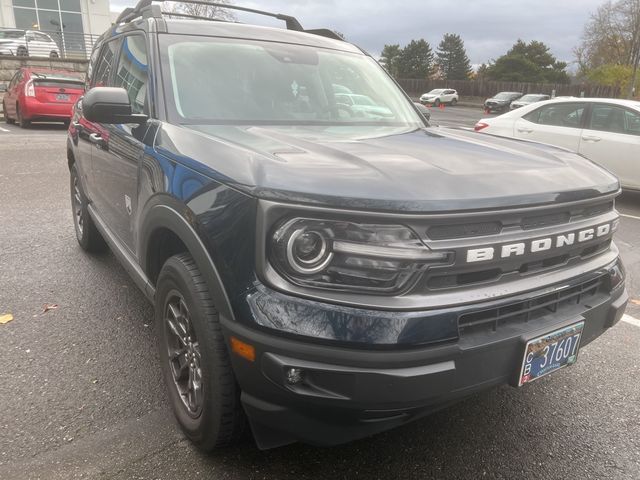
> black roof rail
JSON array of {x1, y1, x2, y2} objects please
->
[{"x1": 116, "y1": 0, "x2": 344, "y2": 41}]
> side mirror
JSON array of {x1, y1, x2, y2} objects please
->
[
  {"x1": 0, "y1": 84, "x2": 7, "y2": 93},
  {"x1": 82, "y1": 87, "x2": 147, "y2": 124}
]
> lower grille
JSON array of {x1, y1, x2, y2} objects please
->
[{"x1": 458, "y1": 275, "x2": 605, "y2": 336}]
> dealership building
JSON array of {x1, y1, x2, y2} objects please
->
[{"x1": 0, "y1": 0, "x2": 111, "y2": 56}]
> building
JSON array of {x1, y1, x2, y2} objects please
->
[{"x1": 0, "y1": 0, "x2": 111, "y2": 57}]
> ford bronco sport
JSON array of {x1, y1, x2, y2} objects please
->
[{"x1": 67, "y1": 0, "x2": 628, "y2": 450}]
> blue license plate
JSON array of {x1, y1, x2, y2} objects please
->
[{"x1": 518, "y1": 322, "x2": 584, "y2": 386}]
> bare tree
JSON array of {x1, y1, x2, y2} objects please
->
[
  {"x1": 164, "y1": 0, "x2": 236, "y2": 21},
  {"x1": 576, "y1": 0, "x2": 640, "y2": 98}
]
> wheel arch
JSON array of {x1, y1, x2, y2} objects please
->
[{"x1": 139, "y1": 200, "x2": 236, "y2": 323}]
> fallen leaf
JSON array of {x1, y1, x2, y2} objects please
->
[
  {"x1": 0, "y1": 313, "x2": 14, "y2": 324},
  {"x1": 41, "y1": 303, "x2": 59, "y2": 314},
  {"x1": 631, "y1": 299, "x2": 640, "y2": 306}
]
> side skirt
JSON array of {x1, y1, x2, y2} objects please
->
[{"x1": 88, "y1": 204, "x2": 156, "y2": 303}]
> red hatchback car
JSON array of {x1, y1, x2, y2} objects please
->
[{"x1": 2, "y1": 67, "x2": 85, "y2": 127}]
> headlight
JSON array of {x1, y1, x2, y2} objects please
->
[{"x1": 270, "y1": 218, "x2": 452, "y2": 294}]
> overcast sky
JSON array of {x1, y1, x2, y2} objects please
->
[{"x1": 109, "y1": 0, "x2": 606, "y2": 66}]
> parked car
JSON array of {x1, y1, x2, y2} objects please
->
[
  {"x1": 474, "y1": 98, "x2": 640, "y2": 190},
  {"x1": 335, "y1": 93, "x2": 394, "y2": 118},
  {"x1": 69, "y1": 0, "x2": 626, "y2": 452},
  {"x1": 419, "y1": 88, "x2": 458, "y2": 106},
  {"x1": 0, "y1": 29, "x2": 60, "y2": 58},
  {"x1": 2, "y1": 67, "x2": 84, "y2": 127},
  {"x1": 484, "y1": 91, "x2": 523, "y2": 113},
  {"x1": 510, "y1": 93, "x2": 550, "y2": 109}
]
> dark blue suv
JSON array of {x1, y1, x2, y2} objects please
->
[{"x1": 67, "y1": 0, "x2": 628, "y2": 450}]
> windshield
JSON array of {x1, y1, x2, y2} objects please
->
[
  {"x1": 0, "y1": 31, "x2": 24, "y2": 40},
  {"x1": 494, "y1": 92, "x2": 519, "y2": 100},
  {"x1": 520, "y1": 94, "x2": 547, "y2": 102},
  {"x1": 160, "y1": 35, "x2": 422, "y2": 127},
  {"x1": 427, "y1": 89, "x2": 445, "y2": 95}
]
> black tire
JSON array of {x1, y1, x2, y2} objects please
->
[
  {"x1": 16, "y1": 104, "x2": 30, "y2": 128},
  {"x1": 17, "y1": 46, "x2": 27, "y2": 57},
  {"x1": 155, "y1": 253, "x2": 245, "y2": 451},
  {"x1": 451, "y1": 98, "x2": 458, "y2": 106},
  {"x1": 70, "y1": 164, "x2": 107, "y2": 253},
  {"x1": 2, "y1": 102, "x2": 14, "y2": 124},
  {"x1": 50, "y1": 51, "x2": 59, "y2": 58},
  {"x1": 433, "y1": 99, "x2": 441, "y2": 107}
]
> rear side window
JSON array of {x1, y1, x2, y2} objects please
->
[
  {"x1": 588, "y1": 104, "x2": 640, "y2": 136},
  {"x1": 113, "y1": 35, "x2": 149, "y2": 114},
  {"x1": 91, "y1": 39, "x2": 121, "y2": 88},
  {"x1": 523, "y1": 103, "x2": 586, "y2": 128}
]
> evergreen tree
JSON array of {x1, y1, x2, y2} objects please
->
[
  {"x1": 380, "y1": 44, "x2": 402, "y2": 77},
  {"x1": 396, "y1": 39, "x2": 434, "y2": 79},
  {"x1": 436, "y1": 33, "x2": 472, "y2": 80},
  {"x1": 487, "y1": 39, "x2": 570, "y2": 83}
]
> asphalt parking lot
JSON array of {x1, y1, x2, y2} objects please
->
[{"x1": 1, "y1": 112, "x2": 639, "y2": 480}]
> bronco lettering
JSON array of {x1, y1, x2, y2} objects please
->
[{"x1": 466, "y1": 222, "x2": 613, "y2": 263}]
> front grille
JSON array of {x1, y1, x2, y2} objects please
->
[{"x1": 458, "y1": 275, "x2": 605, "y2": 336}]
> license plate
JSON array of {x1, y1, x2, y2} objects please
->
[
  {"x1": 518, "y1": 321, "x2": 584, "y2": 386},
  {"x1": 56, "y1": 94, "x2": 70, "y2": 101}
]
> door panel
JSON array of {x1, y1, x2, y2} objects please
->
[
  {"x1": 91, "y1": 34, "x2": 149, "y2": 251},
  {"x1": 513, "y1": 118, "x2": 581, "y2": 151},
  {"x1": 514, "y1": 102, "x2": 586, "y2": 152},
  {"x1": 579, "y1": 104, "x2": 640, "y2": 189}
]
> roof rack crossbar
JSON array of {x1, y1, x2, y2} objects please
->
[
  {"x1": 151, "y1": 0, "x2": 303, "y2": 30},
  {"x1": 116, "y1": 0, "x2": 344, "y2": 42},
  {"x1": 160, "y1": 11, "x2": 227, "y2": 22}
]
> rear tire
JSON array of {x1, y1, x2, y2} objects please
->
[
  {"x1": 70, "y1": 164, "x2": 107, "y2": 253},
  {"x1": 451, "y1": 98, "x2": 458, "y2": 106},
  {"x1": 50, "y1": 51, "x2": 59, "y2": 58},
  {"x1": 16, "y1": 104, "x2": 30, "y2": 128},
  {"x1": 17, "y1": 46, "x2": 27, "y2": 57},
  {"x1": 155, "y1": 254, "x2": 245, "y2": 451}
]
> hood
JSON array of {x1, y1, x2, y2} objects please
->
[
  {"x1": 154, "y1": 124, "x2": 619, "y2": 213},
  {"x1": 0, "y1": 39, "x2": 19, "y2": 45}
]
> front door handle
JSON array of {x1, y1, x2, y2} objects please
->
[
  {"x1": 582, "y1": 135, "x2": 601, "y2": 142},
  {"x1": 517, "y1": 128, "x2": 533, "y2": 134},
  {"x1": 89, "y1": 133, "x2": 103, "y2": 144}
]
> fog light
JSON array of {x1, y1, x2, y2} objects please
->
[{"x1": 285, "y1": 367, "x2": 304, "y2": 385}]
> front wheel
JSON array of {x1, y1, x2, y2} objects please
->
[
  {"x1": 433, "y1": 99, "x2": 441, "y2": 107},
  {"x1": 50, "y1": 51, "x2": 59, "y2": 58},
  {"x1": 155, "y1": 253, "x2": 245, "y2": 451}
]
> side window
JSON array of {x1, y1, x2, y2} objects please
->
[
  {"x1": 524, "y1": 103, "x2": 585, "y2": 128},
  {"x1": 113, "y1": 35, "x2": 149, "y2": 114},
  {"x1": 35, "y1": 32, "x2": 50, "y2": 42},
  {"x1": 588, "y1": 104, "x2": 640, "y2": 136},
  {"x1": 91, "y1": 39, "x2": 121, "y2": 88}
]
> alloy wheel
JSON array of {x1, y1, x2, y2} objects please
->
[
  {"x1": 164, "y1": 292, "x2": 203, "y2": 417},
  {"x1": 72, "y1": 176, "x2": 83, "y2": 236}
]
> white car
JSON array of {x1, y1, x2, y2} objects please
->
[
  {"x1": 419, "y1": 88, "x2": 458, "y2": 106},
  {"x1": 0, "y1": 29, "x2": 60, "y2": 58},
  {"x1": 474, "y1": 98, "x2": 640, "y2": 190}
]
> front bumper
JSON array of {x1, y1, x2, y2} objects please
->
[{"x1": 223, "y1": 260, "x2": 627, "y2": 449}]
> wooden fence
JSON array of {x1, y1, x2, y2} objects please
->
[{"x1": 396, "y1": 78, "x2": 620, "y2": 99}]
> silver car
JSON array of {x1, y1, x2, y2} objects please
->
[{"x1": 0, "y1": 29, "x2": 60, "y2": 58}]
